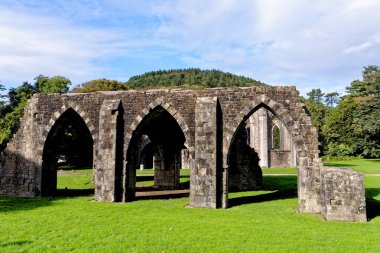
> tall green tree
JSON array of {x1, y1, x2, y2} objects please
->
[
  {"x1": 324, "y1": 92, "x2": 340, "y2": 107},
  {"x1": 322, "y1": 65, "x2": 380, "y2": 157},
  {"x1": 72, "y1": 79, "x2": 128, "y2": 93},
  {"x1": 35, "y1": 75, "x2": 71, "y2": 93},
  {"x1": 0, "y1": 82, "x2": 6, "y2": 106},
  {"x1": 0, "y1": 75, "x2": 71, "y2": 151},
  {"x1": 306, "y1": 88, "x2": 325, "y2": 103},
  {"x1": 304, "y1": 89, "x2": 327, "y2": 154}
]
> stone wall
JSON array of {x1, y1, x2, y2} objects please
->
[
  {"x1": 228, "y1": 125, "x2": 262, "y2": 191},
  {"x1": 0, "y1": 86, "x2": 367, "y2": 221},
  {"x1": 321, "y1": 167, "x2": 366, "y2": 222},
  {"x1": 269, "y1": 150, "x2": 292, "y2": 168}
]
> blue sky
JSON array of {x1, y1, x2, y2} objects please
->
[{"x1": 0, "y1": 0, "x2": 379, "y2": 96}]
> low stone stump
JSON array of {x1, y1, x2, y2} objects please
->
[{"x1": 321, "y1": 167, "x2": 367, "y2": 222}]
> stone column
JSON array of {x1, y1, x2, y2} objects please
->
[
  {"x1": 249, "y1": 116, "x2": 255, "y2": 149},
  {"x1": 190, "y1": 97, "x2": 222, "y2": 208},
  {"x1": 153, "y1": 147, "x2": 180, "y2": 189},
  {"x1": 258, "y1": 108, "x2": 269, "y2": 168},
  {"x1": 95, "y1": 99, "x2": 124, "y2": 202}
]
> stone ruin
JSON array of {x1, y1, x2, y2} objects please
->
[{"x1": 0, "y1": 86, "x2": 367, "y2": 221}]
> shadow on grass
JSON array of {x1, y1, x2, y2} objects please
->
[
  {"x1": 0, "y1": 196, "x2": 56, "y2": 213},
  {"x1": 0, "y1": 241, "x2": 32, "y2": 247},
  {"x1": 365, "y1": 188, "x2": 380, "y2": 220},
  {"x1": 229, "y1": 176, "x2": 298, "y2": 208},
  {"x1": 322, "y1": 163, "x2": 358, "y2": 168},
  {"x1": 0, "y1": 189, "x2": 95, "y2": 213},
  {"x1": 0, "y1": 241, "x2": 32, "y2": 248},
  {"x1": 135, "y1": 180, "x2": 190, "y2": 200}
]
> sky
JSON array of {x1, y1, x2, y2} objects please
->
[{"x1": 0, "y1": 0, "x2": 379, "y2": 96}]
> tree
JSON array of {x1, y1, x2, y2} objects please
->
[
  {"x1": 324, "y1": 92, "x2": 340, "y2": 107},
  {"x1": 322, "y1": 65, "x2": 380, "y2": 158},
  {"x1": 72, "y1": 79, "x2": 128, "y2": 93},
  {"x1": 346, "y1": 65, "x2": 380, "y2": 97},
  {"x1": 7, "y1": 82, "x2": 36, "y2": 108},
  {"x1": 303, "y1": 88, "x2": 328, "y2": 154},
  {"x1": 0, "y1": 75, "x2": 71, "y2": 151},
  {"x1": 34, "y1": 75, "x2": 71, "y2": 93},
  {"x1": 306, "y1": 88, "x2": 325, "y2": 103},
  {"x1": 0, "y1": 82, "x2": 6, "y2": 106},
  {"x1": 322, "y1": 97, "x2": 357, "y2": 156},
  {"x1": 127, "y1": 69, "x2": 265, "y2": 89}
]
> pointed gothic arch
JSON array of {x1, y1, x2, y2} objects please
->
[
  {"x1": 123, "y1": 99, "x2": 192, "y2": 200},
  {"x1": 224, "y1": 94, "x2": 310, "y2": 168},
  {"x1": 40, "y1": 106, "x2": 95, "y2": 196},
  {"x1": 124, "y1": 97, "x2": 193, "y2": 157}
]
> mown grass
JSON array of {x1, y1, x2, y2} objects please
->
[
  {"x1": 262, "y1": 167, "x2": 297, "y2": 174},
  {"x1": 323, "y1": 158, "x2": 380, "y2": 174},
  {"x1": 2, "y1": 160, "x2": 380, "y2": 252},
  {"x1": 2, "y1": 175, "x2": 380, "y2": 252},
  {"x1": 57, "y1": 168, "x2": 93, "y2": 191}
]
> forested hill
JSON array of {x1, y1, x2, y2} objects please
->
[{"x1": 127, "y1": 69, "x2": 265, "y2": 89}]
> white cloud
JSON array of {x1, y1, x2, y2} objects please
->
[
  {"x1": 0, "y1": 5, "x2": 162, "y2": 87},
  {"x1": 343, "y1": 33, "x2": 380, "y2": 54},
  {"x1": 0, "y1": 0, "x2": 379, "y2": 96},
  {"x1": 0, "y1": 8, "x2": 105, "y2": 86},
  {"x1": 149, "y1": 0, "x2": 380, "y2": 95}
]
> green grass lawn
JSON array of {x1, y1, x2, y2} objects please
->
[
  {"x1": 2, "y1": 160, "x2": 380, "y2": 252},
  {"x1": 57, "y1": 168, "x2": 93, "y2": 191},
  {"x1": 262, "y1": 167, "x2": 297, "y2": 174},
  {"x1": 323, "y1": 158, "x2": 380, "y2": 174},
  {"x1": 263, "y1": 159, "x2": 380, "y2": 175}
]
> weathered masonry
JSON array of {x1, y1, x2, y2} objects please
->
[{"x1": 0, "y1": 86, "x2": 366, "y2": 221}]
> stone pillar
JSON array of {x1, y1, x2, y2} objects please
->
[
  {"x1": 190, "y1": 97, "x2": 222, "y2": 208},
  {"x1": 258, "y1": 108, "x2": 269, "y2": 168},
  {"x1": 297, "y1": 159, "x2": 322, "y2": 214},
  {"x1": 95, "y1": 100, "x2": 124, "y2": 202},
  {"x1": 181, "y1": 149, "x2": 189, "y2": 169},
  {"x1": 153, "y1": 147, "x2": 180, "y2": 189}
]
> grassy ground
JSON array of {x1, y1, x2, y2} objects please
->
[
  {"x1": 2, "y1": 160, "x2": 380, "y2": 252},
  {"x1": 262, "y1": 167, "x2": 297, "y2": 174},
  {"x1": 323, "y1": 158, "x2": 380, "y2": 174}
]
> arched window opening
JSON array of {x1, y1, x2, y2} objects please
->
[{"x1": 272, "y1": 125, "x2": 281, "y2": 150}]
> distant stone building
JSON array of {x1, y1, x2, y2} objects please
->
[{"x1": 246, "y1": 108, "x2": 297, "y2": 168}]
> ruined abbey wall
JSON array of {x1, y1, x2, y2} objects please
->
[{"x1": 0, "y1": 86, "x2": 366, "y2": 221}]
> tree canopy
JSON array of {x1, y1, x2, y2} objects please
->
[
  {"x1": 127, "y1": 69, "x2": 265, "y2": 89},
  {"x1": 35, "y1": 75, "x2": 71, "y2": 94},
  {"x1": 0, "y1": 82, "x2": 6, "y2": 106},
  {"x1": 0, "y1": 75, "x2": 71, "y2": 151},
  {"x1": 319, "y1": 65, "x2": 380, "y2": 157},
  {"x1": 72, "y1": 69, "x2": 265, "y2": 93},
  {"x1": 72, "y1": 79, "x2": 128, "y2": 93}
]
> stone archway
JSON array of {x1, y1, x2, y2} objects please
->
[
  {"x1": 41, "y1": 107, "x2": 94, "y2": 196},
  {"x1": 223, "y1": 95, "x2": 318, "y2": 210},
  {"x1": 224, "y1": 95, "x2": 311, "y2": 168},
  {"x1": 125, "y1": 97, "x2": 194, "y2": 158},
  {"x1": 124, "y1": 101, "x2": 190, "y2": 201}
]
